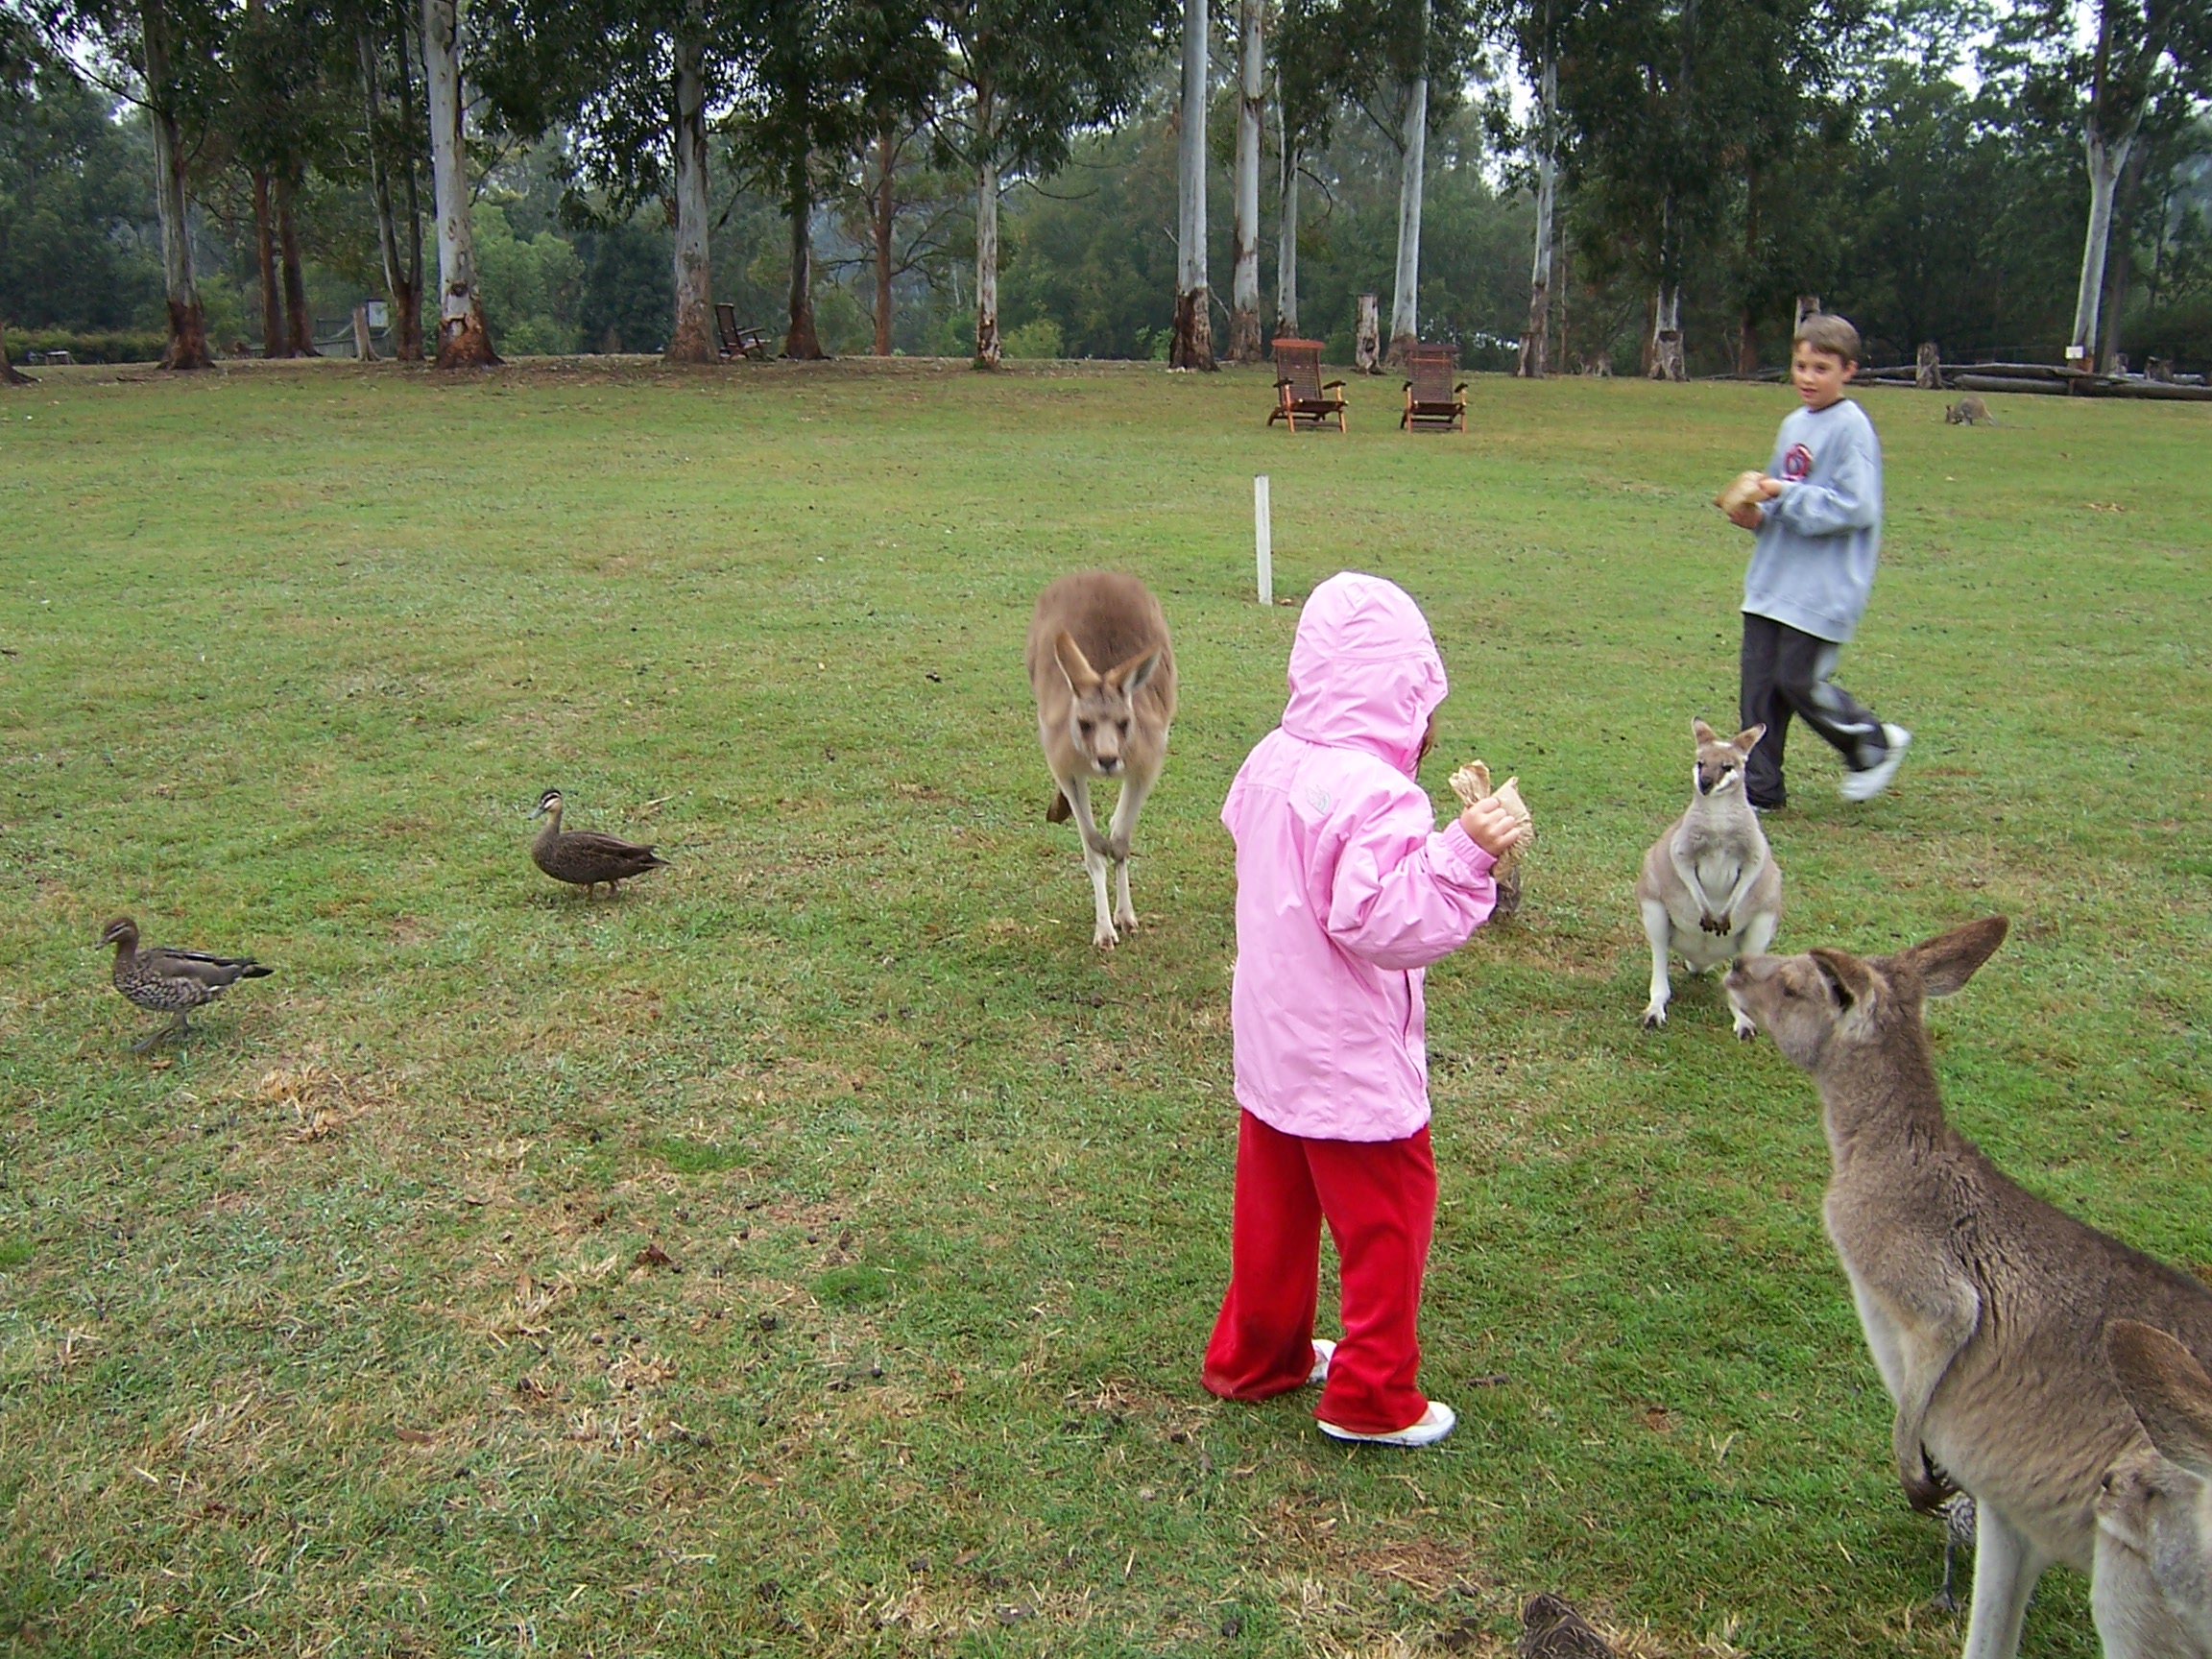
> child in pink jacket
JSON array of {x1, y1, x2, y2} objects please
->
[{"x1": 1202, "y1": 572, "x2": 1527, "y2": 1447}]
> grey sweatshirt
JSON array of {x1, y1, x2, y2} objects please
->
[{"x1": 1743, "y1": 397, "x2": 1884, "y2": 642}]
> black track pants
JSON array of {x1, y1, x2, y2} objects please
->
[{"x1": 1739, "y1": 613, "x2": 1887, "y2": 808}]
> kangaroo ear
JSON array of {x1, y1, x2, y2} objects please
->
[
  {"x1": 1692, "y1": 717, "x2": 1719, "y2": 744},
  {"x1": 2109, "y1": 1321, "x2": 2212, "y2": 1481},
  {"x1": 1810, "y1": 947, "x2": 1881, "y2": 1013},
  {"x1": 1053, "y1": 631, "x2": 1100, "y2": 694},
  {"x1": 1105, "y1": 647, "x2": 1161, "y2": 696},
  {"x1": 1903, "y1": 916, "x2": 2009, "y2": 998},
  {"x1": 1734, "y1": 724, "x2": 1767, "y2": 752}
]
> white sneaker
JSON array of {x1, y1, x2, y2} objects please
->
[
  {"x1": 1306, "y1": 1339, "x2": 1336, "y2": 1385},
  {"x1": 1839, "y1": 724, "x2": 1912, "y2": 802},
  {"x1": 1318, "y1": 1400, "x2": 1456, "y2": 1447}
]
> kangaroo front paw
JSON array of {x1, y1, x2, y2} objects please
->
[
  {"x1": 1114, "y1": 903, "x2": 1138, "y2": 932},
  {"x1": 1093, "y1": 922, "x2": 1119, "y2": 950},
  {"x1": 1733, "y1": 1012, "x2": 1759, "y2": 1042},
  {"x1": 1642, "y1": 1002, "x2": 1668, "y2": 1029}
]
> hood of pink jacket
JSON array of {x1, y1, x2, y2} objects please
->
[{"x1": 1280, "y1": 573, "x2": 1450, "y2": 776}]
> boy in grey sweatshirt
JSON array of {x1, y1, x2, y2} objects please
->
[{"x1": 1723, "y1": 312, "x2": 1911, "y2": 808}]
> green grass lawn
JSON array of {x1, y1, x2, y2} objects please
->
[{"x1": 1, "y1": 355, "x2": 2206, "y2": 1657}]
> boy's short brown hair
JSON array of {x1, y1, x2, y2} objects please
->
[{"x1": 1793, "y1": 311, "x2": 1861, "y2": 365}]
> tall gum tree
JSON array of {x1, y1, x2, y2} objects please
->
[
  {"x1": 1228, "y1": 0, "x2": 1262, "y2": 360},
  {"x1": 1992, "y1": 0, "x2": 2209, "y2": 366},
  {"x1": 421, "y1": 0, "x2": 495, "y2": 365},
  {"x1": 1515, "y1": 0, "x2": 1562, "y2": 375},
  {"x1": 358, "y1": 0, "x2": 425, "y2": 361},
  {"x1": 141, "y1": 0, "x2": 213, "y2": 368},
  {"x1": 933, "y1": 0, "x2": 1165, "y2": 367},
  {"x1": 1293, "y1": 0, "x2": 1471, "y2": 365},
  {"x1": 1171, "y1": 0, "x2": 1213, "y2": 368},
  {"x1": 474, "y1": 0, "x2": 746, "y2": 365}
]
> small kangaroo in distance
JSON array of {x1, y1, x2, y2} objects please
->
[
  {"x1": 1026, "y1": 571, "x2": 1176, "y2": 949},
  {"x1": 1635, "y1": 718, "x2": 1781, "y2": 1035},
  {"x1": 1946, "y1": 395, "x2": 1997, "y2": 425},
  {"x1": 1728, "y1": 917, "x2": 2212, "y2": 1659}
]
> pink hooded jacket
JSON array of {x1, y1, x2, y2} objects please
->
[{"x1": 1222, "y1": 573, "x2": 1500, "y2": 1142}]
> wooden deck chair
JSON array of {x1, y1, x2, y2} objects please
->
[
  {"x1": 1268, "y1": 338, "x2": 1349, "y2": 432},
  {"x1": 1401, "y1": 344, "x2": 1467, "y2": 431},
  {"x1": 714, "y1": 303, "x2": 770, "y2": 360}
]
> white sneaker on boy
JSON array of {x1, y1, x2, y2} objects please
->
[
  {"x1": 1317, "y1": 1400, "x2": 1456, "y2": 1448},
  {"x1": 1839, "y1": 724, "x2": 1912, "y2": 802},
  {"x1": 1306, "y1": 1339, "x2": 1335, "y2": 1385}
]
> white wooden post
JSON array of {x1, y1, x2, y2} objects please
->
[{"x1": 1254, "y1": 475, "x2": 1273, "y2": 606}]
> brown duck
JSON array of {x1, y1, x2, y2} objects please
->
[
  {"x1": 102, "y1": 916, "x2": 274, "y2": 1050},
  {"x1": 529, "y1": 789, "x2": 668, "y2": 897}
]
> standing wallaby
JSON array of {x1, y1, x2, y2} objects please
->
[
  {"x1": 1727, "y1": 917, "x2": 2212, "y2": 1659},
  {"x1": 1946, "y1": 395, "x2": 1996, "y2": 426},
  {"x1": 1026, "y1": 571, "x2": 1177, "y2": 949},
  {"x1": 1635, "y1": 718, "x2": 1781, "y2": 1035}
]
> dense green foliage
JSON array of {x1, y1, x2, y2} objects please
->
[
  {"x1": 2, "y1": 358, "x2": 2208, "y2": 1656},
  {"x1": 4, "y1": 0, "x2": 2210, "y2": 373}
]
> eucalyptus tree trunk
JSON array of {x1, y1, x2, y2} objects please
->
[
  {"x1": 277, "y1": 169, "x2": 316, "y2": 355},
  {"x1": 665, "y1": 5, "x2": 715, "y2": 363},
  {"x1": 974, "y1": 153, "x2": 1000, "y2": 366},
  {"x1": 141, "y1": 0, "x2": 212, "y2": 370},
  {"x1": 873, "y1": 130, "x2": 897, "y2": 354},
  {"x1": 2071, "y1": 124, "x2": 2135, "y2": 363},
  {"x1": 1517, "y1": 12, "x2": 1556, "y2": 378},
  {"x1": 2097, "y1": 132, "x2": 2150, "y2": 373},
  {"x1": 784, "y1": 160, "x2": 824, "y2": 359},
  {"x1": 1276, "y1": 100, "x2": 1298, "y2": 336},
  {"x1": 1386, "y1": 72, "x2": 1427, "y2": 364},
  {"x1": 421, "y1": 0, "x2": 496, "y2": 366},
  {"x1": 1228, "y1": 0, "x2": 1263, "y2": 362},
  {"x1": 359, "y1": 16, "x2": 423, "y2": 362},
  {"x1": 1171, "y1": 0, "x2": 1214, "y2": 370},
  {"x1": 1649, "y1": 194, "x2": 1685, "y2": 380},
  {"x1": 1650, "y1": 281, "x2": 1684, "y2": 379},
  {"x1": 1736, "y1": 165, "x2": 1759, "y2": 374},
  {"x1": 253, "y1": 169, "x2": 284, "y2": 356},
  {"x1": 0, "y1": 321, "x2": 30, "y2": 385}
]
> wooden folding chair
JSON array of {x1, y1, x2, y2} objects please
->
[
  {"x1": 1268, "y1": 338, "x2": 1349, "y2": 432},
  {"x1": 715, "y1": 303, "x2": 770, "y2": 360},
  {"x1": 1401, "y1": 344, "x2": 1467, "y2": 432}
]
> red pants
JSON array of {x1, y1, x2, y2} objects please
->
[{"x1": 1202, "y1": 1109, "x2": 1436, "y2": 1435}]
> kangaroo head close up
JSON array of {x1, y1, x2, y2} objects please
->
[
  {"x1": 1724, "y1": 914, "x2": 2009, "y2": 1075},
  {"x1": 1052, "y1": 630, "x2": 1161, "y2": 779}
]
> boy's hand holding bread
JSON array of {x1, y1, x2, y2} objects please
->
[
  {"x1": 1449, "y1": 760, "x2": 1532, "y2": 864},
  {"x1": 1715, "y1": 469, "x2": 1784, "y2": 531}
]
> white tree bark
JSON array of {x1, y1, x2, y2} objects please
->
[
  {"x1": 974, "y1": 155, "x2": 1000, "y2": 366},
  {"x1": 1276, "y1": 95, "x2": 1298, "y2": 337},
  {"x1": 666, "y1": 3, "x2": 714, "y2": 363},
  {"x1": 1386, "y1": 73, "x2": 1427, "y2": 361},
  {"x1": 422, "y1": 0, "x2": 495, "y2": 365},
  {"x1": 1651, "y1": 279, "x2": 1685, "y2": 380},
  {"x1": 140, "y1": 0, "x2": 209, "y2": 369},
  {"x1": 2070, "y1": 121, "x2": 2134, "y2": 362},
  {"x1": 1518, "y1": 27, "x2": 1557, "y2": 377},
  {"x1": 1229, "y1": 0, "x2": 1263, "y2": 361},
  {"x1": 1172, "y1": 0, "x2": 1213, "y2": 369}
]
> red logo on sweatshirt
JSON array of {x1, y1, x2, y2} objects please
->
[{"x1": 1781, "y1": 443, "x2": 1814, "y2": 481}]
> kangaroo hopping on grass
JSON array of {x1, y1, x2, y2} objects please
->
[
  {"x1": 1635, "y1": 718, "x2": 1781, "y2": 1036},
  {"x1": 1728, "y1": 916, "x2": 2212, "y2": 1659},
  {"x1": 1025, "y1": 571, "x2": 1176, "y2": 949}
]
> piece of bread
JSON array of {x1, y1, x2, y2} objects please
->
[
  {"x1": 1715, "y1": 469, "x2": 1767, "y2": 516},
  {"x1": 1449, "y1": 760, "x2": 1533, "y2": 870}
]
